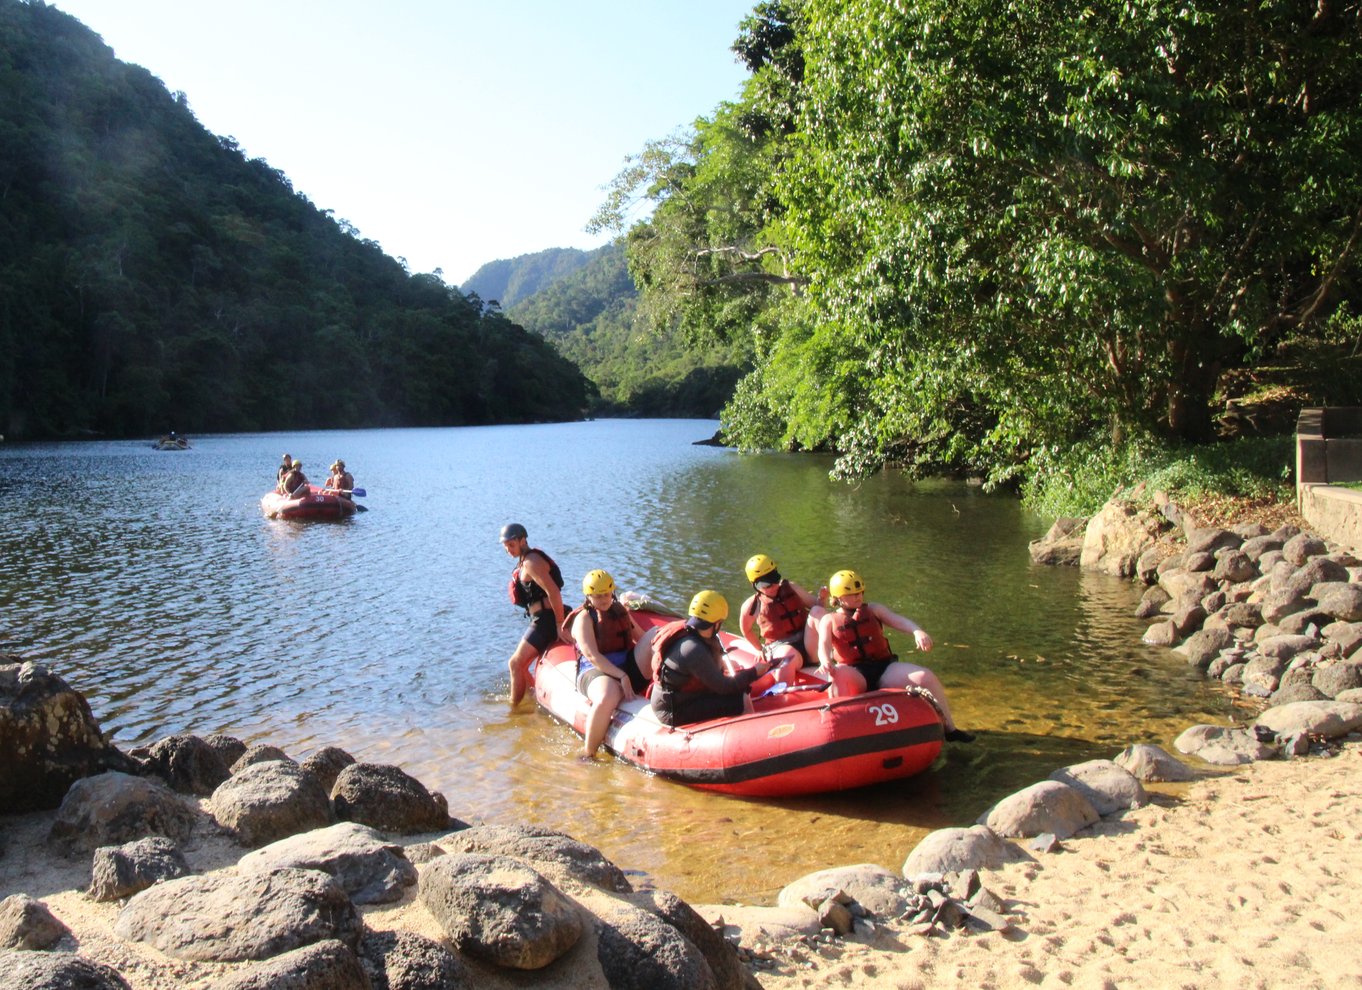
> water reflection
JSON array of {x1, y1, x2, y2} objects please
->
[{"x1": 0, "y1": 423, "x2": 1230, "y2": 903}]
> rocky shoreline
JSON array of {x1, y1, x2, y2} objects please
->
[{"x1": 6, "y1": 497, "x2": 1362, "y2": 988}]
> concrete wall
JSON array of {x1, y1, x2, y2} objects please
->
[
  {"x1": 1297, "y1": 407, "x2": 1362, "y2": 553},
  {"x1": 1299, "y1": 484, "x2": 1362, "y2": 553}
]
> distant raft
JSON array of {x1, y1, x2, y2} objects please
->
[
  {"x1": 534, "y1": 607, "x2": 945, "y2": 797},
  {"x1": 152, "y1": 435, "x2": 190, "y2": 450},
  {"x1": 261, "y1": 484, "x2": 358, "y2": 521}
]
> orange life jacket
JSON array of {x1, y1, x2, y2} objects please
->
[
  {"x1": 562, "y1": 600, "x2": 635, "y2": 654},
  {"x1": 507, "y1": 548, "x2": 564, "y2": 609},
  {"x1": 750, "y1": 580, "x2": 809, "y2": 642},
  {"x1": 650, "y1": 620, "x2": 709, "y2": 694},
  {"x1": 827, "y1": 605, "x2": 895, "y2": 665}
]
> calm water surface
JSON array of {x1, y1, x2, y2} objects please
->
[{"x1": 0, "y1": 421, "x2": 1229, "y2": 902}]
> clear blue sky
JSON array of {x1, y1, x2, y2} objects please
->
[{"x1": 48, "y1": 1, "x2": 754, "y2": 285}]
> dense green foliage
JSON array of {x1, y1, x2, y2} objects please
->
[
  {"x1": 461, "y1": 247, "x2": 594, "y2": 310},
  {"x1": 0, "y1": 1, "x2": 589, "y2": 439},
  {"x1": 601, "y1": 0, "x2": 1362, "y2": 502},
  {"x1": 504, "y1": 244, "x2": 749, "y2": 417}
]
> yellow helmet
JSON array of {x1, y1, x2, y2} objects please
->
[
  {"x1": 582, "y1": 569, "x2": 615, "y2": 596},
  {"x1": 688, "y1": 590, "x2": 729, "y2": 624},
  {"x1": 829, "y1": 569, "x2": 865, "y2": 598},
  {"x1": 744, "y1": 553, "x2": 778, "y2": 584}
]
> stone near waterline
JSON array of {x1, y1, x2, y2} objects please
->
[
  {"x1": 1241, "y1": 655, "x2": 1288, "y2": 695},
  {"x1": 593, "y1": 899, "x2": 721, "y2": 990},
  {"x1": 230, "y1": 745, "x2": 294, "y2": 774},
  {"x1": 1048, "y1": 759, "x2": 1147, "y2": 816},
  {"x1": 331, "y1": 763, "x2": 449, "y2": 835},
  {"x1": 1156, "y1": 551, "x2": 1187, "y2": 577},
  {"x1": 437, "y1": 823, "x2": 629, "y2": 894},
  {"x1": 902, "y1": 825, "x2": 1023, "y2": 876},
  {"x1": 1176, "y1": 626, "x2": 1237, "y2": 669},
  {"x1": 114, "y1": 867, "x2": 362, "y2": 962},
  {"x1": 0, "y1": 661, "x2": 138, "y2": 814},
  {"x1": 1080, "y1": 500, "x2": 1167, "y2": 577},
  {"x1": 237, "y1": 822, "x2": 417, "y2": 906},
  {"x1": 209, "y1": 760, "x2": 334, "y2": 847},
  {"x1": 1171, "y1": 602, "x2": 1208, "y2": 638},
  {"x1": 1142, "y1": 619, "x2": 1178, "y2": 647},
  {"x1": 1206, "y1": 650, "x2": 1241, "y2": 679},
  {"x1": 418, "y1": 853, "x2": 583, "y2": 970},
  {"x1": 977, "y1": 781, "x2": 1100, "y2": 840},
  {"x1": 1173, "y1": 725, "x2": 1275, "y2": 765},
  {"x1": 141, "y1": 733, "x2": 230, "y2": 796},
  {"x1": 0, "y1": 893, "x2": 69, "y2": 950},
  {"x1": 1187, "y1": 527, "x2": 1242, "y2": 556},
  {"x1": 1183, "y1": 550, "x2": 1216, "y2": 573},
  {"x1": 205, "y1": 733, "x2": 248, "y2": 768},
  {"x1": 1136, "y1": 542, "x2": 1179, "y2": 584},
  {"x1": 1280, "y1": 732, "x2": 1313, "y2": 757},
  {"x1": 299, "y1": 746, "x2": 355, "y2": 794},
  {"x1": 89, "y1": 836, "x2": 189, "y2": 902},
  {"x1": 208, "y1": 938, "x2": 368, "y2": 990},
  {"x1": 1113, "y1": 743, "x2": 1194, "y2": 782},
  {"x1": 1271, "y1": 682, "x2": 1327, "y2": 705},
  {"x1": 628, "y1": 888, "x2": 749, "y2": 990},
  {"x1": 1219, "y1": 601, "x2": 1263, "y2": 628},
  {"x1": 778, "y1": 864, "x2": 906, "y2": 918},
  {"x1": 1322, "y1": 621, "x2": 1362, "y2": 657},
  {"x1": 1254, "y1": 700, "x2": 1362, "y2": 739},
  {"x1": 1282, "y1": 532, "x2": 1328, "y2": 565},
  {"x1": 1221, "y1": 662, "x2": 1247, "y2": 684},
  {"x1": 1314, "y1": 584, "x2": 1362, "y2": 623},
  {"x1": 48, "y1": 771, "x2": 197, "y2": 855},
  {"x1": 1213, "y1": 550, "x2": 1258, "y2": 584},
  {"x1": 1028, "y1": 517, "x2": 1087, "y2": 566},
  {"x1": 0, "y1": 950, "x2": 131, "y2": 989},
  {"x1": 1257, "y1": 634, "x2": 1319, "y2": 664},
  {"x1": 1160, "y1": 568, "x2": 1217, "y2": 603},
  {"x1": 1135, "y1": 585, "x2": 1172, "y2": 619},
  {"x1": 358, "y1": 929, "x2": 473, "y2": 990},
  {"x1": 1314, "y1": 661, "x2": 1362, "y2": 699}
]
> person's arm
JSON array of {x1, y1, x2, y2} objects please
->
[
  {"x1": 521, "y1": 553, "x2": 568, "y2": 636},
  {"x1": 869, "y1": 603, "x2": 933, "y2": 652},
  {"x1": 675, "y1": 638, "x2": 766, "y2": 695},
  {"x1": 785, "y1": 581, "x2": 818, "y2": 609},
  {"x1": 816, "y1": 612, "x2": 838, "y2": 671},
  {"x1": 572, "y1": 612, "x2": 620, "y2": 675},
  {"x1": 737, "y1": 594, "x2": 761, "y2": 647}
]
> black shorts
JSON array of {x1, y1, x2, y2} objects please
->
[
  {"x1": 522, "y1": 610, "x2": 559, "y2": 656},
  {"x1": 651, "y1": 689, "x2": 745, "y2": 727},
  {"x1": 852, "y1": 659, "x2": 896, "y2": 691},
  {"x1": 773, "y1": 634, "x2": 811, "y2": 665}
]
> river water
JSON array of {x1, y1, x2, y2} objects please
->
[{"x1": 0, "y1": 420, "x2": 1229, "y2": 903}]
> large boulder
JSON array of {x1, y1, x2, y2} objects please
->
[
  {"x1": 1186, "y1": 527, "x2": 1242, "y2": 556},
  {"x1": 1176, "y1": 626, "x2": 1237, "y2": 669},
  {"x1": 592, "y1": 899, "x2": 719, "y2": 990},
  {"x1": 1113, "y1": 744, "x2": 1194, "y2": 782},
  {"x1": 299, "y1": 747, "x2": 355, "y2": 794},
  {"x1": 209, "y1": 760, "x2": 334, "y2": 847},
  {"x1": 777, "y1": 864, "x2": 907, "y2": 918},
  {"x1": 1029, "y1": 517, "x2": 1087, "y2": 566},
  {"x1": 114, "y1": 868, "x2": 362, "y2": 962},
  {"x1": 1048, "y1": 760, "x2": 1147, "y2": 816},
  {"x1": 1254, "y1": 701, "x2": 1362, "y2": 739},
  {"x1": 47, "y1": 771, "x2": 197, "y2": 855},
  {"x1": 1315, "y1": 584, "x2": 1362, "y2": 623},
  {"x1": 1080, "y1": 501, "x2": 1167, "y2": 577},
  {"x1": 0, "y1": 950, "x2": 131, "y2": 989},
  {"x1": 140, "y1": 734, "x2": 230, "y2": 796},
  {"x1": 1313, "y1": 662, "x2": 1362, "y2": 699},
  {"x1": 902, "y1": 824, "x2": 1023, "y2": 875},
  {"x1": 977, "y1": 781, "x2": 1100, "y2": 840},
  {"x1": 1282, "y1": 532, "x2": 1328, "y2": 565},
  {"x1": 1173, "y1": 725, "x2": 1274, "y2": 765},
  {"x1": 89, "y1": 836, "x2": 190, "y2": 902},
  {"x1": 358, "y1": 929, "x2": 472, "y2": 990},
  {"x1": 0, "y1": 894, "x2": 69, "y2": 950},
  {"x1": 0, "y1": 662, "x2": 137, "y2": 813},
  {"x1": 437, "y1": 824, "x2": 628, "y2": 894},
  {"x1": 208, "y1": 939, "x2": 369, "y2": 990},
  {"x1": 1212, "y1": 550, "x2": 1258, "y2": 584},
  {"x1": 330, "y1": 763, "x2": 448, "y2": 834},
  {"x1": 627, "y1": 888, "x2": 748, "y2": 990},
  {"x1": 418, "y1": 853, "x2": 582, "y2": 970},
  {"x1": 237, "y1": 822, "x2": 417, "y2": 905}
]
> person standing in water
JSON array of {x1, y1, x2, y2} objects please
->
[{"x1": 500, "y1": 522, "x2": 566, "y2": 707}]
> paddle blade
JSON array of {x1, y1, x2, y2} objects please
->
[{"x1": 350, "y1": 488, "x2": 366, "y2": 497}]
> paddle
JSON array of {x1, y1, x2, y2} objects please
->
[{"x1": 322, "y1": 487, "x2": 366, "y2": 497}]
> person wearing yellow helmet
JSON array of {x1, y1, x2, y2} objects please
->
[
  {"x1": 737, "y1": 553, "x2": 829, "y2": 674},
  {"x1": 280, "y1": 459, "x2": 309, "y2": 498},
  {"x1": 815, "y1": 569, "x2": 974, "y2": 742},
  {"x1": 325, "y1": 460, "x2": 355, "y2": 500},
  {"x1": 562, "y1": 569, "x2": 648, "y2": 759},
  {"x1": 648, "y1": 590, "x2": 771, "y2": 727}
]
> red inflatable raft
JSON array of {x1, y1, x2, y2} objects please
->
[
  {"x1": 260, "y1": 484, "x2": 357, "y2": 521},
  {"x1": 533, "y1": 608, "x2": 944, "y2": 797}
]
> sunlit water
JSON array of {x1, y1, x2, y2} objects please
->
[{"x1": 0, "y1": 421, "x2": 1229, "y2": 903}]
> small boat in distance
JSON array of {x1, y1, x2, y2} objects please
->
[
  {"x1": 152, "y1": 434, "x2": 190, "y2": 450},
  {"x1": 261, "y1": 484, "x2": 358, "y2": 521},
  {"x1": 534, "y1": 606, "x2": 945, "y2": 797}
]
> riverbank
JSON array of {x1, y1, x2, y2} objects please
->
[{"x1": 4, "y1": 743, "x2": 1359, "y2": 989}]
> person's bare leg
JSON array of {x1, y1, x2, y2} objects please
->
[
  {"x1": 582, "y1": 677, "x2": 623, "y2": 758},
  {"x1": 508, "y1": 640, "x2": 539, "y2": 706}
]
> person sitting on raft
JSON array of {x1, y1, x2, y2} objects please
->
[
  {"x1": 814, "y1": 569, "x2": 975, "y2": 742},
  {"x1": 280, "y1": 459, "x2": 309, "y2": 498},
  {"x1": 276, "y1": 453, "x2": 293, "y2": 492},
  {"x1": 736, "y1": 553, "x2": 828, "y2": 675},
  {"x1": 650, "y1": 591, "x2": 771, "y2": 728},
  {"x1": 326, "y1": 460, "x2": 354, "y2": 499},
  {"x1": 565, "y1": 569, "x2": 648, "y2": 760}
]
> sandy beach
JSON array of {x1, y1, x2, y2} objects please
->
[{"x1": 3, "y1": 742, "x2": 1360, "y2": 989}]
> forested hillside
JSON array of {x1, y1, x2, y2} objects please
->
[
  {"x1": 596, "y1": 0, "x2": 1362, "y2": 504},
  {"x1": 460, "y1": 247, "x2": 594, "y2": 311},
  {"x1": 501, "y1": 244, "x2": 749, "y2": 417},
  {"x1": 0, "y1": 0, "x2": 589, "y2": 439}
]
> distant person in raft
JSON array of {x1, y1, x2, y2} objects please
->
[
  {"x1": 280, "y1": 459, "x2": 309, "y2": 498},
  {"x1": 276, "y1": 453, "x2": 293, "y2": 491},
  {"x1": 736, "y1": 553, "x2": 828, "y2": 676},
  {"x1": 564, "y1": 569, "x2": 648, "y2": 760},
  {"x1": 650, "y1": 591, "x2": 771, "y2": 728},
  {"x1": 500, "y1": 522, "x2": 567, "y2": 707},
  {"x1": 814, "y1": 569, "x2": 974, "y2": 742},
  {"x1": 326, "y1": 460, "x2": 354, "y2": 499}
]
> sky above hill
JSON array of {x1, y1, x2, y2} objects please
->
[{"x1": 49, "y1": 1, "x2": 753, "y2": 285}]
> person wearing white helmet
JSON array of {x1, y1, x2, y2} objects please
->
[
  {"x1": 736, "y1": 553, "x2": 828, "y2": 674},
  {"x1": 815, "y1": 569, "x2": 974, "y2": 742},
  {"x1": 564, "y1": 569, "x2": 647, "y2": 760},
  {"x1": 649, "y1": 591, "x2": 771, "y2": 727}
]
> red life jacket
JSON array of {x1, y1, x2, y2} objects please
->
[
  {"x1": 650, "y1": 620, "x2": 708, "y2": 694},
  {"x1": 827, "y1": 605, "x2": 895, "y2": 665},
  {"x1": 562, "y1": 600, "x2": 634, "y2": 654},
  {"x1": 751, "y1": 580, "x2": 809, "y2": 642},
  {"x1": 507, "y1": 548, "x2": 564, "y2": 609}
]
